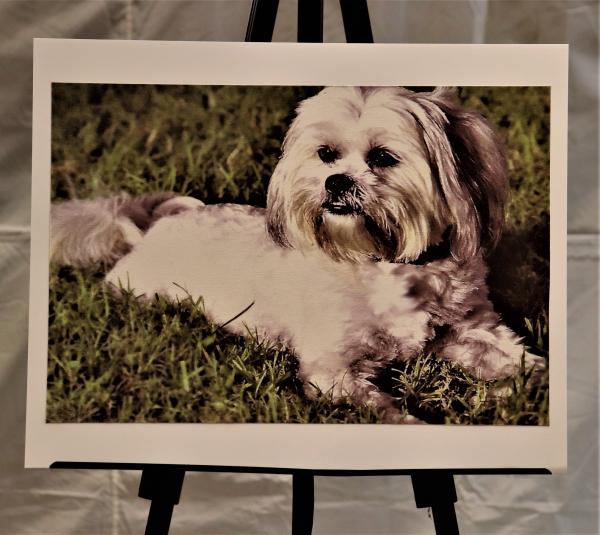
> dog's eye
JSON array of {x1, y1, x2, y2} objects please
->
[
  {"x1": 367, "y1": 147, "x2": 399, "y2": 168},
  {"x1": 317, "y1": 146, "x2": 339, "y2": 164}
]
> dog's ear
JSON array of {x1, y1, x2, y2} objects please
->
[
  {"x1": 265, "y1": 161, "x2": 292, "y2": 248},
  {"x1": 413, "y1": 90, "x2": 508, "y2": 260},
  {"x1": 265, "y1": 100, "x2": 312, "y2": 249}
]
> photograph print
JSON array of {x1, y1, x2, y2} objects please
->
[{"x1": 48, "y1": 83, "x2": 550, "y2": 425}]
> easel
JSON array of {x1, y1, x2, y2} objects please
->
[
  {"x1": 53, "y1": 462, "x2": 548, "y2": 535},
  {"x1": 52, "y1": 2, "x2": 551, "y2": 534}
]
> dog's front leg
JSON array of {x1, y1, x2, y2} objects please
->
[
  {"x1": 295, "y1": 334, "x2": 415, "y2": 423},
  {"x1": 399, "y1": 261, "x2": 546, "y2": 381},
  {"x1": 300, "y1": 362, "x2": 411, "y2": 423},
  {"x1": 435, "y1": 322, "x2": 546, "y2": 380}
]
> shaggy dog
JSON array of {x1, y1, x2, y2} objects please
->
[{"x1": 51, "y1": 87, "x2": 545, "y2": 422}]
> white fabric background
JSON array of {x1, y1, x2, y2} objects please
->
[{"x1": 0, "y1": 1, "x2": 597, "y2": 533}]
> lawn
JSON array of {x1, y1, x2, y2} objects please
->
[{"x1": 47, "y1": 84, "x2": 550, "y2": 424}]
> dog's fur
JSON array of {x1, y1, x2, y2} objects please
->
[{"x1": 51, "y1": 87, "x2": 545, "y2": 421}]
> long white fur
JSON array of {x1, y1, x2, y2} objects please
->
[
  {"x1": 105, "y1": 204, "x2": 431, "y2": 401},
  {"x1": 51, "y1": 197, "x2": 143, "y2": 266}
]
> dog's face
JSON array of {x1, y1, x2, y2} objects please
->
[{"x1": 266, "y1": 87, "x2": 507, "y2": 263}]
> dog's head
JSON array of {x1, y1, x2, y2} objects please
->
[{"x1": 266, "y1": 86, "x2": 507, "y2": 263}]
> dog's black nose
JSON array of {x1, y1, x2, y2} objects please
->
[{"x1": 325, "y1": 174, "x2": 354, "y2": 195}]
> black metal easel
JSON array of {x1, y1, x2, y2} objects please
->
[
  {"x1": 53, "y1": 461, "x2": 549, "y2": 535},
  {"x1": 52, "y1": 3, "x2": 551, "y2": 534}
]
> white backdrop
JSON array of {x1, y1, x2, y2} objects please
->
[{"x1": 0, "y1": 1, "x2": 597, "y2": 533}]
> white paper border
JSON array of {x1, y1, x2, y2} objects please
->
[{"x1": 27, "y1": 40, "x2": 568, "y2": 471}]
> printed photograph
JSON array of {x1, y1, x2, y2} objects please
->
[{"x1": 47, "y1": 84, "x2": 550, "y2": 425}]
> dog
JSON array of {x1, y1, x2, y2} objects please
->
[{"x1": 51, "y1": 86, "x2": 545, "y2": 422}]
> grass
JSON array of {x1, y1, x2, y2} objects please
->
[
  {"x1": 47, "y1": 84, "x2": 550, "y2": 425},
  {"x1": 48, "y1": 266, "x2": 387, "y2": 423}
]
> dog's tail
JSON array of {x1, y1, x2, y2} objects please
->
[{"x1": 50, "y1": 192, "x2": 203, "y2": 267}]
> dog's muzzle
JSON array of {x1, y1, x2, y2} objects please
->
[{"x1": 322, "y1": 174, "x2": 363, "y2": 215}]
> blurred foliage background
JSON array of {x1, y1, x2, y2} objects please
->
[{"x1": 48, "y1": 84, "x2": 549, "y2": 424}]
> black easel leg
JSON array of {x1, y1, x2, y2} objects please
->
[
  {"x1": 411, "y1": 471, "x2": 459, "y2": 535},
  {"x1": 292, "y1": 472, "x2": 314, "y2": 535},
  {"x1": 146, "y1": 499, "x2": 176, "y2": 535},
  {"x1": 338, "y1": 0, "x2": 374, "y2": 43},
  {"x1": 245, "y1": 0, "x2": 280, "y2": 42},
  {"x1": 432, "y1": 502, "x2": 459, "y2": 535},
  {"x1": 298, "y1": 0, "x2": 323, "y2": 42},
  {"x1": 139, "y1": 467, "x2": 186, "y2": 535}
]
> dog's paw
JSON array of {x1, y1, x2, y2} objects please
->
[
  {"x1": 153, "y1": 196, "x2": 205, "y2": 218},
  {"x1": 477, "y1": 352, "x2": 547, "y2": 404},
  {"x1": 523, "y1": 351, "x2": 547, "y2": 380},
  {"x1": 117, "y1": 193, "x2": 204, "y2": 231},
  {"x1": 381, "y1": 410, "x2": 426, "y2": 425}
]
